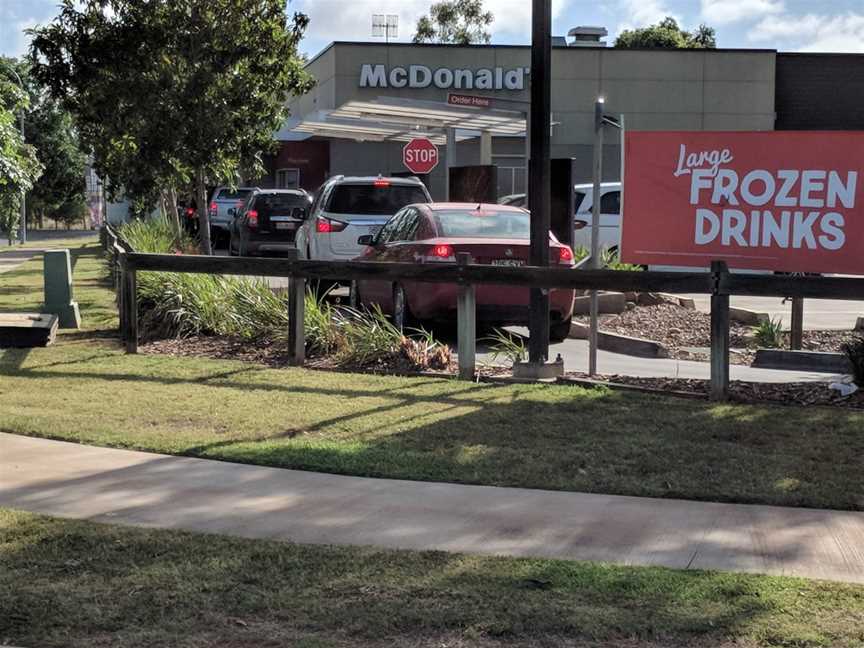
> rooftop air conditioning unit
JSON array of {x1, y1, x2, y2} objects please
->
[{"x1": 567, "y1": 26, "x2": 608, "y2": 47}]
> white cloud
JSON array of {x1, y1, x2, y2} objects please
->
[
  {"x1": 293, "y1": 0, "x2": 569, "y2": 47},
  {"x1": 615, "y1": 0, "x2": 679, "y2": 36},
  {"x1": 749, "y1": 11, "x2": 864, "y2": 52},
  {"x1": 700, "y1": 0, "x2": 783, "y2": 26}
]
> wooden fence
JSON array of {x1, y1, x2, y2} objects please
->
[{"x1": 102, "y1": 225, "x2": 864, "y2": 401}]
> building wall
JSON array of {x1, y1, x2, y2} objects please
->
[
  {"x1": 775, "y1": 54, "x2": 864, "y2": 130},
  {"x1": 287, "y1": 43, "x2": 778, "y2": 197},
  {"x1": 258, "y1": 140, "x2": 330, "y2": 192}
]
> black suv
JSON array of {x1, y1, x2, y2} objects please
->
[{"x1": 228, "y1": 189, "x2": 312, "y2": 256}]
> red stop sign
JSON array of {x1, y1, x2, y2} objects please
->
[{"x1": 403, "y1": 138, "x2": 439, "y2": 174}]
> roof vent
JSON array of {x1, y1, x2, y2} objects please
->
[{"x1": 567, "y1": 26, "x2": 608, "y2": 47}]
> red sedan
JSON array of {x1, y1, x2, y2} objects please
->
[{"x1": 351, "y1": 202, "x2": 576, "y2": 342}]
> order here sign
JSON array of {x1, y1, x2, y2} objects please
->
[{"x1": 620, "y1": 131, "x2": 864, "y2": 274}]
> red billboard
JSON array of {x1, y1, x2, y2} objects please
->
[{"x1": 621, "y1": 131, "x2": 864, "y2": 274}]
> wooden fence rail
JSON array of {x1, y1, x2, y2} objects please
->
[{"x1": 101, "y1": 225, "x2": 864, "y2": 401}]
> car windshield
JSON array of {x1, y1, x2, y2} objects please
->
[
  {"x1": 217, "y1": 189, "x2": 253, "y2": 201},
  {"x1": 434, "y1": 209, "x2": 530, "y2": 239},
  {"x1": 256, "y1": 193, "x2": 308, "y2": 217},
  {"x1": 574, "y1": 191, "x2": 586, "y2": 212},
  {"x1": 326, "y1": 184, "x2": 428, "y2": 216}
]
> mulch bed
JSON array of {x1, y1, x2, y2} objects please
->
[
  {"x1": 564, "y1": 373, "x2": 864, "y2": 410},
  {"x1": 576, "y1": 303, "x2": 860, "y2": 365},
  {"x1": 141, "y1": 334, "x2": 862, "y2": 410},
  {"x1": 141, "y1": 335, "x2": 455, "y2": 375}
]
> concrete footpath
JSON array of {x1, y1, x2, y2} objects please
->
[{"x1": 3, "y1": 433, "x2": 864, "y2": 584}]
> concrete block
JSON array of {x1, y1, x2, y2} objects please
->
[
  {"x1": 572, "y1": 291, "x2": 626, "y2": 315},
  {"x1": 513, "y1": 356, "x2": 565, "y2": 380},
  {"x1": 0, "y1": 313, "x2": 58, "y2": 348},
  {"x1": 42, "y1": 249, "x2": 81, "y2": 329},
  {"x1": 678, "y1": 297, "x2": 696, "y2": 310},
  {"x1": 598, "y1": 331, "x2": 669, "y2": 359},
  {"x1": 729, "y1": 307, "x2": 769, "y2": 326},
  {"x1": 856, "y1": 317, "x2": 864, "y2": 332},
  {"x1": 752, "y1": 349, "x2": 852, "y2": 374}
]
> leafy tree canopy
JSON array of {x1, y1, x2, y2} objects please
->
[
  {"x1": 414, "y1": 0, "x2": 494, "y2": 45},
  {"x1": 614, "y1": 17, "x2": 716, "y2": 49},
  {"x1": 1, "y1": 56, "x2": 87, "y2": 225},
  {"x1": 29, "y1": 0, "x2": 313, "y2": 253},
  {"x1": 0, "y1": 67, "x2": 43, "y2": 243}
]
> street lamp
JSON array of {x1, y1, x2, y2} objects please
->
[{"x1": 1, "y1": 61, "x2": 27, "y2": 245}]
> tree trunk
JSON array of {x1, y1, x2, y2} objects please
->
[{"x1": 196, "y1": 168, "x2": 212, "y2": 255}]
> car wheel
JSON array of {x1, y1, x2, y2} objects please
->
[
  {"x1": 392, "y1": 284, "x2": 415, "y2": 331},
  {"x1": 549, "y1": 317, "x2": 572, "y2": 343}
]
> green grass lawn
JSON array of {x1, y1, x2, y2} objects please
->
[
  {"x1": 1, "y1": 243, "x2": 863, "y2": 511},
  {"x1": 3, "y1": 508, "x2": 864, "y2": 648}
]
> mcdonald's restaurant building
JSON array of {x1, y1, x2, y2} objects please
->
[{"x1": 266, "y1": 39, "x2": 864, "y2": 201}]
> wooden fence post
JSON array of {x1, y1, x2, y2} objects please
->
[
  {"x1": 710, "y1": 260, "x2": 730, "y2": 402},
  {"x1": 790, "y1": 297, "x2": 804, "y2": 350},
  {"x1": 118, "y1": 252, "x2": 127, "y2": 338},
  {"x1": 120, "y1": 257, "x2": 138, "y2": 353},
  {"x1": 286, "y1": 250, "x2": 305, "y2": 366},
  {"x1": 456, "y1": 253, "x2": 476, "y2": 380}
]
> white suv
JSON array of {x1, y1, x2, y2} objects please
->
[
  {"x1": 497, "y1": 182, "x2": 622, "y2": 253},
  {"x1": 296, "y1": 176, "x2": 431, "y2": 262}
]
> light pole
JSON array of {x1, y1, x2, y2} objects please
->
[
  {"x1": 2, "y1": 62, "x2": 27, "y2": 244},
  {"x1": 588, "y1": 97, "x2": 622, "y2": 376}
]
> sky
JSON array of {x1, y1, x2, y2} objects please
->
[{"x1": 3, "y1": 0, "x2": 864, "y2": 60}]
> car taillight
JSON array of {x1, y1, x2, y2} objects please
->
[
  {"x1": 316, "y1": 217, "x2": 347, "y2": 233},
  {"x1": 247, "y1": 209, "x2": 258, "y2": 228},
  {"x1": 208, "y1": 201, "x2": 216, "y2": 214},
  {"x1": 431, "y1": 243, "x2": 454, "y2": 259},
  {"x1": 558, "y1": 245, "x2": 574, "y2": 263},
  {"x1": 373, "y1": 179, "x2": 390, "y2": 187},
  {"x1": 185, "y1": 207, "x2": 195, "y2": 217},
  {"x1": 574, "y1": 219, "x2": 588, "y2": 230}
]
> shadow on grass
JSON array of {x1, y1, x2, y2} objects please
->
[
  {"x1": 2, "y1": 342, "x2": 863, "y2": 512},
  {"x1": 2, "y1": 509, "x2": 829, "y2": 648}
]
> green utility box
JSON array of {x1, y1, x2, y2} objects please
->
[{"x1": 43, "y1": 249, "x2": 82, "y2": 329}]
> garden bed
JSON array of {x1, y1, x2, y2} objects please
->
[
  {"x1": 563, "y1": 373, "x2": 864, "y2": 410},
  {"x1": 576, "y1": 302, "x2": 860, "y2": 365}
]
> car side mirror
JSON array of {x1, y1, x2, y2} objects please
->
[
  {"x1": 357, "y1": 234, "x2": 375, "y2": 246},
  {"x1": 227, "y1": 207, "x2": 236, "y2": 217}
]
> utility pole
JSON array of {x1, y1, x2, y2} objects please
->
[{"x1": 527, "y1": 0, "x2": 552, "y2": 364}]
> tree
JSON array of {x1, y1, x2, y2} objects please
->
[
  {"x1": 0, "y1": 74, "x2": 42, "y2": 244},
  {"x1": 30, "y1": 0, "x2": 313, "y2": 254},
  {"x1": 1, "y1": 57, "x2": 87, "y2": 230},
  {"x1": 614, "y1": 17, "x2": 716, "y2": 49},
  {"x1": 413, "y1": 0, "x2": 494, "y2": 45},
  {"x1": 54, "y1": 197, "x2": 88, "y2": 229}
]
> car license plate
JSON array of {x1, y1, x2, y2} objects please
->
[
  {"x1": 491, "y1": 259, "x2": 525, "y2": 266},
  {"x1": 275, "y1": 222, "x2": 295, "y2": 230}
]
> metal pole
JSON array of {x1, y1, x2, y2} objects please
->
[
  {"x1": 456, "y1": 253, "x2": 476, "y2": 380},
  {"x1": 18, "y1": 112, "x2": 26, "y2": 244},
  {"x1": 588, "y1": 98, "x2": 604, "y2": 376},
  {"x1": 445, "y1": 127, "x2": 456, "y2": 200},
  {"x1": 528, "y1": 0, "x2": 552, "y2": 364}
]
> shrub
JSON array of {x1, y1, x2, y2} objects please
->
[
  {"x1": 754, "y1": 317, "x2": 784, "y2": 349},
  {"x1": 842, "y1": 335, "x2": 864, "y2": 385},
  {"x1": 601, "y1": 248, "x2": 643, "y2": 271},
  {"x1": 121, "y1": 215, "x2": 195, "y2": 254},
  {"x1": 484, "y1": 328, "x2": 526, "y2": 365},
  {"x1": 119, "y1": 216, "x2": 451, "y2": 370}
]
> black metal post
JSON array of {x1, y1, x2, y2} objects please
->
[{"x1": 528, "y1": 0, "x2": 552, "y2": 363}]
